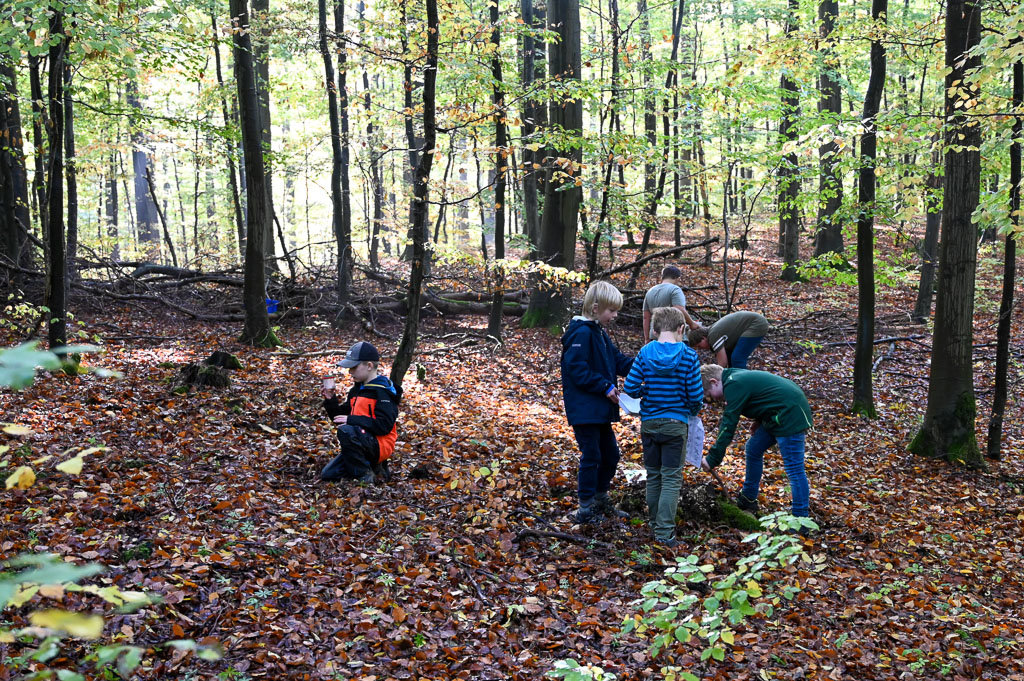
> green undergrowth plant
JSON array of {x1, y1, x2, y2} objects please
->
[
  {"x1": 621, "y1": 513, "x2": 819, "y2": 671},
  {"x1": 546, "y1": 659, "x2": 618, "y2": 680}
]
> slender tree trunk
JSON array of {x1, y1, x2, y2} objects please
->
[
  {"x1": 778, "y1": 0, "x2": 800, "y2": 280},
  {"x1": 319, "y1": 0, "x2": 351, "y2": 304},
  {"x1": 230, "y1": 0, "x2": 277, "y2": 346},
  {"x1": 519, "y1": 0, "x2": 544, "y2": 253},
  {"x1": 107, "y1": 150, "x2": 120, "y2": 260},
  {"x1": 523, "y1": 0, "x2": 582, "y2": 327},
  {"x1": 0, "y1": 53, "x2": 31, "y2": 274},
  {"x1": 46, "y1": 8, "x2": 67, "y2": 350},
  {"x1": 127, "y1": 80, "x2": 160, "y2": 254},
  {"x1": 852, "y1": 0, "x2": 887, "y2": 417},
  {"x1": 986, "y1": 50, "x2": 1020, "y2": 460},
  {"x1": 251, "y1": 0, "x2": 276, "y2": 272},
  {"x1": 391, "y1": 0, "x2": 437, "y2": 389},
  {"x1": 28, "y1": 54, "x2": 47, "y2": 247},
  {"x1": 62, "y1": 60, "x2": 78, "y2": 283},
  {"x1": 363, "y1": 64, "x2": 383, "y2": 269},
  {"x1": 487, "y1": 0, "x2": 508, "y2": 340},
  {"x1": 909, "y1": 0, "x2": 983, "y2": 466},
  {"x1": 814, "y1": 0, "x2": 844, "y2": 256},
  {"x1": 913, "y1": 145, "x2": 941, "y2": 320},
  {"x1": 211, "y1": 6, "x2": 246, "y2": 261},
  {"x1": 335, "y1": 0, "x2": 353, "y2": 305}
]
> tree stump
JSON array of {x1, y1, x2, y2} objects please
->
[{"x1": 172, "y1": 352, "x2": 242, "y2": 392}]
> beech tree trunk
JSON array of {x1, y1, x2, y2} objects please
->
[
  {"x1": 519, "y1": 0, "x2": 545, "y2": 253},
  {"x1": 320, "y1": 0, "x2": 352, "y2": 304},
  {"x1": 852, "y1": 0, "x2": 887, "y2": 417},
  {"x1": 487, "y1": 0, "x2": 507, "y2": 340},
  {"x1": 913, "y1": 147, "x2": 941, "y2": 321},
  {"x1": 391, "y1": 0, "x2": 437, "y2": 389},
  {"x1": 28, "y1": 54, "x2": 47, "y2": 245},
  {"x1": 813, "y1": 0, "x2": 844, "y2": 256},
  {"x1": 251, "y1": 0, "x2": 276, "y2": 271},
  {"x1": 230, "y1": 0, "x2": 277, "y2": 346},
  {"x1": 986, "y1": 50, "x2": 1020, "y2": 460},
  {"x1": 0, "y1": 54, "x2": 30, "y2": 275},
  {"x1": 778, "y1": 0, "x2": 800, "y2": 280},
  {"x1": 523, "y1": 0, "x2": 582, "y2": 327},
  {"x1": 63, "y1": 61, "x2": 78, "y2": 283},
  {"x1": 909, "y1": 0, "x2": 983, "y2": 467},
  {"x1": 46, "y1": 8, "x2": 67, "y2": 350},
  {"x1": 335, "y1": 0, "x2": 353, "y2": 305},
  {"x1": 127, "y1": 80, "x2": 160, "y2": 254},
  {"x1": 210, "y1": 7, "x2": 246, "y2": 261}
]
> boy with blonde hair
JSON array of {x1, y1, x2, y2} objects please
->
[
  {"x1": 560, "y1": 281, "x2": 634, "y2": 524},
  {"x1": 700, "y1": 364, "x2": 812, "y2": 517},
  {"x1": 624, "y1": 306, "x2": 703, "y2": 546}
]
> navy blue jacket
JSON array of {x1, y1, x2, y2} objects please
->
[{"x1": 560, "y1": 317, "x2": 634, "y2": 426}]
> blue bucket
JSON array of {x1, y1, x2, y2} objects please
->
[{"x1": 265, "y1": 298, "x2": 279, "y2": 313}]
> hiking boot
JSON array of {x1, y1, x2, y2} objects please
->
[
  {"x1": 594, "y1": 496, "x2": 629, "y2": 519},
  {"x1": 572, "y1": 506, "x2": 600, "y2": 525},
  {"x1": 735, "y1": 492, "x2": 759, "y2": 514}
]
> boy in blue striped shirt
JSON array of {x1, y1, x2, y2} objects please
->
[{"x1": 624, "y1": 307, "x2": 703, "y2": 546}]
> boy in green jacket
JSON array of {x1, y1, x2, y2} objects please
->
[{"x1": 700, "y1": 364, "x2": 812, "y2": 517}]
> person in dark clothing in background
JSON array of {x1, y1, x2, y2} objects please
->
[
  {"x1": 322, "y1": 341, "x2": 402, "y2": 483},
  {"x1": 561, "y1": 281, "x2": 634, "y2": 524}
]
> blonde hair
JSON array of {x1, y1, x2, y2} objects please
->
[
  {"x1": 700, "y1": 363, "x2": 724, "y2": 393},
  {"x1": 651, "y1": 306, "x2": 685, "y2": 334},
  {"x1": 582, "y1": 280, "x2": 623, "y2": 318}
]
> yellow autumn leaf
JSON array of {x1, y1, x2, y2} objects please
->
[
  {"x1": 5, "y1": 466, "x2": 36, "y2": 489},
  {"x1": 29, "y1": 609, "x2": 104, "y2": 638},
  {"x1": 9, "y1": 585, "x2": 40, "y2": 608},
  {"x1": 2, "y1": 424, "x2": 33, "y2": 436},
  {"x1": 258, "y1": 424, "x2": 279, "y2": 434},
  {"x1": 721, "y1": 629, "x2": 735, "y2": 645},
  {"x1": 77, "y1": 446, "x2": 105, "y2": 457},
  {"x1": 57, "y1": 456, "x2": 85, "y2": 475},
  {"x1": 31, "y1": 455, "x2": 53, "y2": 465}
]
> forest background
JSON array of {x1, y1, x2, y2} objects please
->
[{"x1": 1, "y1": 0, "x2": 1023, "y2": 678}]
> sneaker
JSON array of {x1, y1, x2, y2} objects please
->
[
  {"x1": 594, "y1": 496, "x2": 629, "y2": 519},
  {"x1": 572, "y1": 507, "x2": 600, "y2": 524},
  {"x1": 657, "y1": 536, "x2": 680, "y2": 548},
  {"x1": 358, "y1": 470, "x2": 376, "y2": 484},
  {"x1": 735, "y1": 493, "x2": 759, "y2": 514}
]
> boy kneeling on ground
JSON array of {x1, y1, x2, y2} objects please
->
[
  {"x1": 700, "y1": 364, "x2": 812, "y2": 518},
  {"x1": 321, "y1": 341, "x2": 402, "y2": 483}
]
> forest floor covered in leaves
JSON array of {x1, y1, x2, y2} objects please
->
[{"x1": 3, "y1": 227, "x2": 1024, "y2": 681}]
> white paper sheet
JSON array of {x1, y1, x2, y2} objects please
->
[
  {"x1": 618, "y1": 393, "x2": 641, "y2": 415},
  {"x1": 686, "y1": 415, "x2": 705, "y2": 468}
]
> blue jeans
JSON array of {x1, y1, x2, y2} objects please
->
[
  {"x1": 573, "y1": 424, "x2": 620, "y2": 502},
  {"x1": 322, "y1": 425, "x2": 379, "y2": 481},
  {"x1": 742, "y1": 425, "x2": 809, "y2": 517},
  {"x1": 729, "y1": 335, "x2": 764, "y2": 369}
]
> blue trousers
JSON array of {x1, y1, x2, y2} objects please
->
[
  {"x1": 573, "y1": 424, "x2": 620, "y2": 502},
  {"x1": 742, "y1": 425, "x2": 809, "y2": 517},
  {"x1": 322, "y1": 425, "x2": 379, "y2": 481},
  {"x1": 729, "y1": 335, "x2": 764, "y2": 369}
]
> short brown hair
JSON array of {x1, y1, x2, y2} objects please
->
[
  {"x1": 651, "y1": 306, "x2": 685, "y2": 334},
  {"x1": 687, "y1": 326, "x2": 709, "y2": 346},
  {"x1": 661, "y1": 265, "x2": 681, "y2": 281},
  {"x1": 700, "y1": 363, "x2": 724, "y2": 393}
]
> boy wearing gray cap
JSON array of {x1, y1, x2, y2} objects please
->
[{"x1": 321, "y1": 341, "x2": 402, "y2": 483}]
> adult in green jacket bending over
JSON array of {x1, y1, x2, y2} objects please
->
[{"x1": 700, "y1": 365, "x2": 812, "y2": 517}]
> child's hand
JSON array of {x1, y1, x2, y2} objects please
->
[
  {"x1": 606, "y1": 387, "x2": 619, "y2": 404},
  {"x1": 322, "y1": 387, "x2": 335, "y2": 400},
  {"x1": 701, "y1": 456, "x2": 712, "y2": 472},
  {"x1": 322, "y1": 378, "x2": 336, "y2": 400},
  {"x1": 333, "y1": 415, "x2": 348, "y2": 426}
]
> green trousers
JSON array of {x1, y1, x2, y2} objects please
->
[{"x1": 641, "y1": 418, "x2": 688, "y2": 542}]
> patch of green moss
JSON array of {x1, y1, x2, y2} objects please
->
[
  {"x1": 851, "y1": 399, "x2": 878, "y2": 419},
  {"x1": 716, "y1": 499, "x2": 762, "y2": 531}
]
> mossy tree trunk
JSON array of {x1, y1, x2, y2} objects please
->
[
  {"x1": 909, "y1": 0, "x2": 982, "y2": 467},
  {"x1": 813, "y1": 0, "x2": 843, "y2": 257}
]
